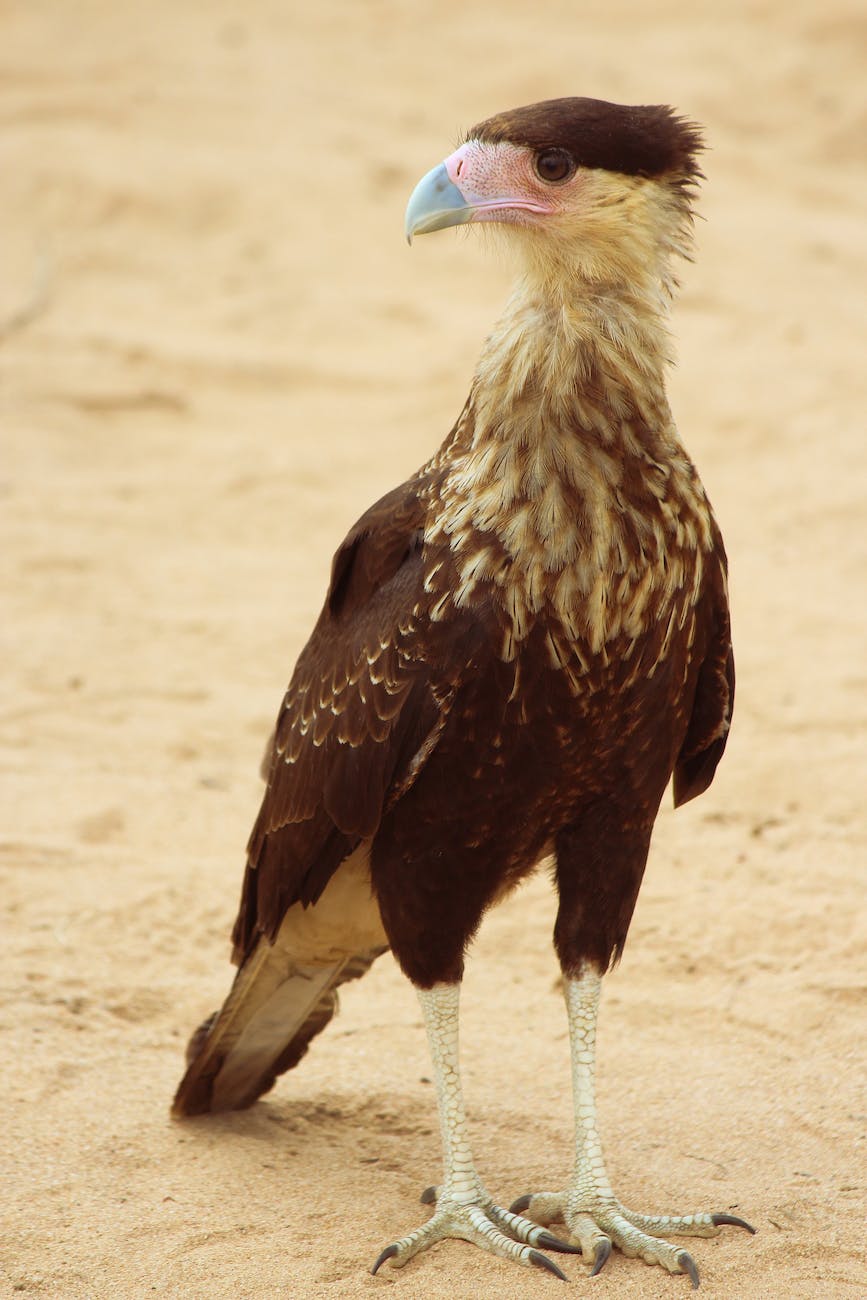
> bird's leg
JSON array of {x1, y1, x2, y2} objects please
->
[
  {"x1": 510, "y1": 965, "x2": 754, "y2": 1287},
  {"x1": 372, "y1": 981, "x2": 579, "y2": 1279}
]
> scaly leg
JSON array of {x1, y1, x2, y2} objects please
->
[
  {"x1": 511, "y1": 966, "x2": 754, "y2": 1287},
  {"x1": 372, "y1": 981, "x2": 579, "y2": 1279}
]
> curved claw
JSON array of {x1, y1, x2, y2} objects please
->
[
  {"x1": 536, "y1": 1229, "x2": 583, "y2": 1256},
  {"x1": 678, "y1": 1251, "x2": 700, "y2": 1289},
  {"x1": 370, "y1": 1244, "x2": 398, "y2": 1276},
  {"x1": 420, "y1": 1185, "x2": 437, "y2": 1205},
  {"x1": 509, "y1": 1194, "x2": 533, "y2": 1215},
  {"x1": 711, "y1": 1212, "x2": 756, "y2": 1235},
  {"x1": 529, "y1": 1249, "x2": 568, "y2": 1281},
  {"x1": 589, "y1": 1236, "x2": 612, "y2": 1277}
]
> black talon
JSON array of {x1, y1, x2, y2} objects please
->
[
  {"x1": 371, "y1": 1244, "x2": 399, "y2": 1275},
  {"x1": 678, "y1": 1251, "x2": 700, "y2": 1289},
  {"x1": 711, "y1": 1212, "x2": 756, "y2": 1235},
  {"x1": 420, "y1": 1185, "x2": 437, "y2": 1205},
  {"x1": 589, "y1": 1238, "x2": 611, "y2": 1278},
  {"x1": 536, "y1": 1230, "x2": 583, "y2": 1256},
  {"x1": 509, "y1": 1194, "x2": 533, "y2": 1214},
  {"x1": 529, "y1": 1250, "x2": 568, "y2": 1281}
]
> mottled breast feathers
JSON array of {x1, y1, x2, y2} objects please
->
[{"x1": 232, "y1": 440, "x2": 733, "y2": 966}]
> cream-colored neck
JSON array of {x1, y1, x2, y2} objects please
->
[
  {"x1": 470, "y1": 277, "x2": 672, "y2": 451},
  {"x1": 428, "y1": 248, "x2": 709, "y2": 666},
  {"x1": 467, "y1": 169, "x2": 695, "y2": 441}
]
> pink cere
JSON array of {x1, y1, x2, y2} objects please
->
[{"x1": 443, "y1": 140, "x2": 554, "y2": 221}]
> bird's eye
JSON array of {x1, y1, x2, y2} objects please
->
[{"x1": 534, "y1": 149, "x2": 575, "y2": 183}]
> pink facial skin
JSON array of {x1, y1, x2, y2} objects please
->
[{"x1": 443, "y1": 140, "x2": 560, "y2": 225}]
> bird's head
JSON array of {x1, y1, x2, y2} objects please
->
[{"x1": 406, "y1": 98, "x2": 703, "y2": 299}]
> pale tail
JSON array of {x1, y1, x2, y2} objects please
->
[{"x1": 172, "y1": 942, "x2": 385, "y2": 1116}]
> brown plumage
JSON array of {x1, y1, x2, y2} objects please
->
[{"x1": 173, "y1": 98, "x2": 751, "y2": 1285}]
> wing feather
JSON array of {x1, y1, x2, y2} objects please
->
[
  {"x1": 672, "y1": 553, "x2": 734, "y2": 808},
  {"x1": 231, "y1": 471, "x2": 458, "y2": 962}
]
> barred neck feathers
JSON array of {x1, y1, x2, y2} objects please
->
[
  {"x1": 427, "y1": 262, "x2": 714, "y2": 667},
  {"x1": 475, "y1": 155, "x2": 698, "y2": 412}
]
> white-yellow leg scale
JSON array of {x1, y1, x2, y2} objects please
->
[
  {"x1": 510, "y1": 965, "x2": 754, "y2": 1287},
  {"x1": 372, "y1": 982, "x2": 580, "y2": 1279}
]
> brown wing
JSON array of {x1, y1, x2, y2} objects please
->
[
  {"x1": 231, "y1": 471, "x2": 456, "y2": 962},
  {"x1": 672, "y1": 550, "x2": 734, "y2": 808}
]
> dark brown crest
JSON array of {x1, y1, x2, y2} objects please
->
[{"x1": 470, "y1": 97, "x2": 703, "y2": 182}]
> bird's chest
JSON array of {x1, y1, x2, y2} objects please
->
[
  {"x1": 431, "y1": 422, "x2": 709, "y2": 670},
  {"x1": 440, "y1": 496, "x2": 704, "y2": 686}
]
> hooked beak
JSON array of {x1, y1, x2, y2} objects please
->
[
  {"x1": 405, "y1": 142, "x2": 552, "y2": 244},
  {"x1": 404, "y1": 162, "x2": 474, "y2": 243}
]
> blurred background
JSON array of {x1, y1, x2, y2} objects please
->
[{"x1": 2, "y1": 2, "x2": 865, "y2": 1296}]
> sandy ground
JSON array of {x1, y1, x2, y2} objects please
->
[{"x1": 2, "y1": 2, "x2": 866, "y2": 1297}]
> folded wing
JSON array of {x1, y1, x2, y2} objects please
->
[{"x1": 173, "y1": 468, "x2": 471, "y2": 1116}]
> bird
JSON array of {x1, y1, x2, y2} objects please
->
[{"x1": 172, "y1": 96, "x2": 754, "y2": 1287}]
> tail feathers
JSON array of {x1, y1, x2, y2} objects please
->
[{"x1": 172, "y1": 942, "x2": 384, "y2": 1117}]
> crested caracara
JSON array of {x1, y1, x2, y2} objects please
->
[{"x1": 172, "y1": 96, "x2": 754, "y2": 1286}]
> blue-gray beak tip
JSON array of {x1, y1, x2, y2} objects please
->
[{"x1": 405, "y1": 162, "x2": 474, "y2": 243}]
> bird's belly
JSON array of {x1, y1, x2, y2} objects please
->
[{"x1": 433, "y1": 623, "x2": 689, "y2": 829}]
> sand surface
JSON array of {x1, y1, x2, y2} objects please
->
[{"x1": 2, "y1": 2, "x2": 866, "y2": 1297}]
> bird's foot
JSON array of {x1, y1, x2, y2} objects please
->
[
  {"x1": 509, "y1": 1190, "x2": 755, "y2": 1288},
  {"x1": 371, "y1": 1184, "x2": 581, "y2": 1279}
]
